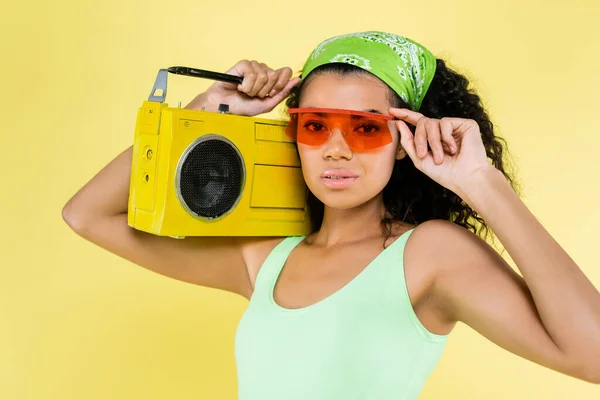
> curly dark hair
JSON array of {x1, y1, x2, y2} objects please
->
[{"x1": 284, "y1": 60, "x2": 522, "y2": 248}]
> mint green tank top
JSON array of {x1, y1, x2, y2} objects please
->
[{"x1": 234, "y1": 228, "x2": 449, "y2": 399}]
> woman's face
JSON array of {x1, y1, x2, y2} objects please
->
[{"x1": 297, "y1": 73, "x2": 407, "y2": 210}]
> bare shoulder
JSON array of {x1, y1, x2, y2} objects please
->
[
  {"x1": 412, "y1": 217, "x2": 475, "y2": 240},
  {"x1": 411, "y1": 218, "x2": 494, "y2": 272},
  {"x1": 408, "y1": 219, "x2": 495, "y2": 322},
  {"x1": 408, "y1": 218, "x2": 480, "y2": 257},
  {"x1": 406, "y1": 219, "x2": 485, "y2": 281},
  {"x1": 239, "y1": 236, "x2": 288, "y2": 295},
  {"x1": 396, "y1": 219, "x2": 482, "y2": 332}
]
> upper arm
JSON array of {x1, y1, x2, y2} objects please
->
[
  {"x1": 63, "y1": 211, "x2": 280, "y2": 299},
  {"x1": 426, "y1": 220, "x2": 582, "y2": 380}
]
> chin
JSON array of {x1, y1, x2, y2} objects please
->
[{"x1": 310, "y1": 185, "x2": 379, "y2": 211}]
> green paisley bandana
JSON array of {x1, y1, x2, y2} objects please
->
[{"x1": 301, "y1": 31, "x2": 437, "y2": 111}]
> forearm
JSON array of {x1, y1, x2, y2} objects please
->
[
  {"x1": 184, "y1": 91, "x2": 219, "y2": 112},
  {"x1": 62, "y1": 146, "x2": 132, "y2": 228},
  {"x1": 458, "y1": 167, "x2": 600, "y2": 363}
]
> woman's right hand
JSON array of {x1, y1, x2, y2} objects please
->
[{"x1": 185, "y1": 60, "x2": 301, "y2": 117}]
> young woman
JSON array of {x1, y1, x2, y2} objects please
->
[{"x1": 62, "y1": 31, "x2": 600, "y2": 399}]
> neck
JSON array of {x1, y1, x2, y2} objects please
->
[{"x1": 309, "y1": 193, "x2": 389, "y2": 247}]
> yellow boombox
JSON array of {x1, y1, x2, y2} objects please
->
[{"x1": 127, "y1": 69, "x2": 311, "y2": 238}]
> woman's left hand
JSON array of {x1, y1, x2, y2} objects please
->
[{"x1": 389, "y1": 107, "x2": 494, "y2": 195}]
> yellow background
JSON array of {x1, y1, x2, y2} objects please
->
[{"x1": 1, "y1": 0, "x2": 599, "y2": 398}]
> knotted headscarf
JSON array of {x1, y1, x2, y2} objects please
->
[{"x1": 301, "y1": 31, "x2": 437, "y2": 111}]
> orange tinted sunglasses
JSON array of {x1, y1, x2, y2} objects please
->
[{"x1": 285, "y1": 108, "x2": 394, "y2": 152}]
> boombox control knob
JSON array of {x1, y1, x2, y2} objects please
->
[{"x1": 218, "y1": 103, "x2": 230, "y2": 114}]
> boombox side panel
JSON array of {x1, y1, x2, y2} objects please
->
[{"x1": 128, "y1": 101, "x2": 167, "y2": 233}]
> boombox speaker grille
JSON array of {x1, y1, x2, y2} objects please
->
[{"x1": 177, "y1": 137, "x2": 244, "y2": 219}]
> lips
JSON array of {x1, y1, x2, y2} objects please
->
[
  {"x1": 320, "y1": 169, "x2": 359, "y2": 189},
  {"x1": 320, "y1": 169, "x2": 359, "y2": 179}
]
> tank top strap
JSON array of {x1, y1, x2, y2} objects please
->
[
  {"x1": 383, "y1": 227, "x2": 450, "y2": 343},
  {"x1": 251, "y1": 236, "x2": 305, "y2": 303}
]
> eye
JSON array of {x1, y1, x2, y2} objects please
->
[
  {"x1": 355, "y1": 123, "x2": 380, "y2": 134},
  {"x1": 303, "y1": 121, "x2": 327, "y2": 132}
]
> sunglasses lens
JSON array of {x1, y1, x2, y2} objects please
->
[
  {"x1": 286, "y1": 113, "x2": 330, "y2": 146},
  {"x1": 285, "y1": 109, "x2": 392, "y2": 151},
  {"x1": 346, "y1": 117, "x2": 393, "y2": 151},
  {"x1": 284, "y1": 115, "x2": 298, "y2": 141}
]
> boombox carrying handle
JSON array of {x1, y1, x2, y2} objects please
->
[
  {"x1": 148, "y1": 69, "x2": 168, "y2": 103},
  {"x1": 148, "y1": 67, "x2": 245, "y2": 103}
]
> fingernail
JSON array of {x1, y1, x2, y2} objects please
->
[{"x1": 417, "y1": 145, "x2": 425, "y2": 156}]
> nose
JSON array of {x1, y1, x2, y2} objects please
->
[{"x1": 323, "y1": 128, "x2": 352, "y2": 160}]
